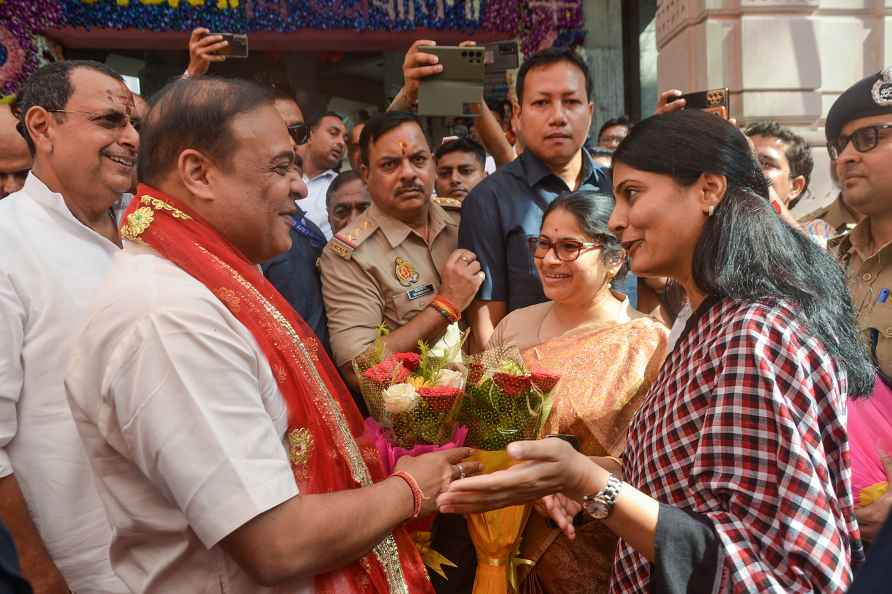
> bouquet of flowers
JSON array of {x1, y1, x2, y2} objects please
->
[
  {"x1": 457, "y1": 346, "x2": 561, "y2": 594},
  {"x1": 354, "y1": 324, "x2": 469, "y2": 579},
  {"x1": 459, "y1": 346, "x2": 559, "y2": 450},
  {"x1": 354, "y1": 324, "x2": 468, "y2": 450}
]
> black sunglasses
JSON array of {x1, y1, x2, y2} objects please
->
[
  {"x1": 829, "y1": 124, "x2": 892, "y2": 160},
  {"x1": 288, "y1": 122, "x2": 309, "y2": 145}
]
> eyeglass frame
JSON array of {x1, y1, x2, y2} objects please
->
[
  {"x1": 527, "y1": 235, "x2": 607, "y2": 262},
  {"x1": 288, "y1": 122, "x2": 310, "y2": 145},
  {"x1": 47, "y1": 109, "x2": 140, "y2": 132},
  {"x1": 828, "y1": 123, "x2": 892, "y2": 160}
]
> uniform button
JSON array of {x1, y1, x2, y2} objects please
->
[{"x1": 863, "y1": 273, "x2": 874, "y2": 282}]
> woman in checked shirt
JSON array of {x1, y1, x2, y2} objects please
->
[{"x1": 437, "y1": 109, "x2": 874, "y2": 594}]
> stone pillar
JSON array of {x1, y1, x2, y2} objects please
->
[
  {"x1": 655, "y1": 0, "x2": 892, "y2": 213},
  {"x1": 584, "y1": 0, "x2": 626, "y2": 137}
]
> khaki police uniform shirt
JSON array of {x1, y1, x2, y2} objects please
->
[
  {"x1": 800, "y1": 194, "x2": 860, "y2": 242},
  {"x1": 838, "y1": 219, "x2": 892, "y2": 379},
  {"x1": 320, "y1": 201, "x2": 459, "y2": 368}
]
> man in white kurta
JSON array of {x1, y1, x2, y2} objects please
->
[
  {"x1": 63, "y1": 75, "x2": 474, "y2": 594},
  {"x1": 0, "y1": 175, "x2": 124, "y2": 593},
  {"x1": 64, "y1": 241, "x2": 310, "y2": 594},
  {"x1": 0, "y1": 61, "x2": 136, "y2": 593}
]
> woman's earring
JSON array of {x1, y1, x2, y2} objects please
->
[{"x1": 705, "y1": 205, "x2": 715, "y2": 217}]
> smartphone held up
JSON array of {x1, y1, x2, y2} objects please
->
[
  {"x1": 668, "y1": 87, "x2": 729, "y2": 119},
  {"x1": 207, "y1": 32, "x2": 249, "y2": 59}
]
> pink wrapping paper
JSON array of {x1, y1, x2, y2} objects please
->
[
  {"x1": 364, "y1": 418, "x2": 468, "y2": 475},
  {"x1": 848, "y1": 375, "x2": 892, "y2": 501}
]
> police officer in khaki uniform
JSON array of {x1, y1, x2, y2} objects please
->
[
  {"x1": 319, "y1": 111, "x2": 484, "y2": 387},
  {"x1": 827, "y1": 67, "x2": 892, "y2": 383},
  {"x1": 800, "y1": 193, "x2": 860, "y2": 241},
  {"x1": 827, "y1": 68, "x2": 892, "y2": 542},
  {"x1": 320, "y1": 111, "x2": 485, "y2": 594},
  {"x1": 800, "y1": 156, "x2": 862, "y2": 243}
]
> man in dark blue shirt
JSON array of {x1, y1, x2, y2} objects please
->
[
  {"x1": 263, "y1": 206, "x2": 331, "y2": 354},
  {"x1": 459, "y1": 47, "x2": 613, "y2": 351},
  {"x1": 261, "y1": 90, "x2": 332, "y2": 353}
]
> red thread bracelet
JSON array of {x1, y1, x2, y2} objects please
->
[{"x1": 392, "y1": 471, "x2": 424, "y2": 518}]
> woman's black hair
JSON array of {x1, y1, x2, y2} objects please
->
[
  {"x1": 542, "y1": 191, "x2": 628, "y2": 283},
  {"x1": 612, "y1": 109, "x2": 874, "y2": 395}
]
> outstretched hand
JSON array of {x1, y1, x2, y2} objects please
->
[
  {"x1": 436, "y1": 438, "x2": 603, "y2": 514},
  {"x1": 395, "y1": 447, "x2": 482, "y2": 516}
]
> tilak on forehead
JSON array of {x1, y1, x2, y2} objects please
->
[
  {"x1": 105, "y1": 84, "x2": 136, "y2": 115},
  {"x1": 399, "y1": 140, "x2": 408, "y2": 155}
]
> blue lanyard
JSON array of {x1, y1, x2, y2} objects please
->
[{"x1": 290, "y1": 214, "x2": 326, "y2": 248}]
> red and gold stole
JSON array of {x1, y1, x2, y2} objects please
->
[{"x1": 120, "y1": 184, "x2": 433, "y2": 594}]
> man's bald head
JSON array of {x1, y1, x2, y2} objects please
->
[
  {"x1": 0, "y1": 104, "x2": 32, "y2": 199},
  {"x1": 138, "y1": 76, "x2": 274, "y2": 186}
]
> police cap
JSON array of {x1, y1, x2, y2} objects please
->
[{"x1": 826, "y1": 66, "x2": 892, "y2": 144}]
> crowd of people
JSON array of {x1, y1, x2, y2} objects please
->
[{"x1": 0, "y1": 26, "x2": 891, "y2": 594}]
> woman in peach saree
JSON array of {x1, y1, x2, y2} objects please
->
[{"x1": 488, "y1": 191, "x2": 668, "y2": 594}]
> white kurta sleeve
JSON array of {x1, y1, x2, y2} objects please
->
[
  {"x1": 109, "y1": 303, "x2": 299, "y2": 548},
  {"x1": 0, "y1": 270, "x2": 26, "y2": 477}
]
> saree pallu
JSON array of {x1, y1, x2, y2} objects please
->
[
  {"x1": 120, "y1": 185, "x2": 432, "y2": 594},
  {"x1": 516, "y1": 317, "x2": 668, "y2": 594}
]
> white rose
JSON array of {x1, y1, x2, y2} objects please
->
[
  {"x1": 383, "y1": 383, "x2": 419, "y2": 415},
  {"x1": 435, "y1": 368, "x2": 465, "y2": 389},
  {"x1": 430, "y1": 322, "x2": 463, "y2": 364}
]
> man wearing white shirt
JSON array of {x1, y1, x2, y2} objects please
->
[
  {"x1": 0, "y1": 61, "x2": 134, "y2": 594},
  {"x1": 299, "y1": 111, "x2": 347, "y2": 239},
  {"x1": 64, "y1": 75, "x2": 474, "y2": 594}
]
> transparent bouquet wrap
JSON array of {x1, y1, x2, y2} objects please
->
[
  {"x1": 354, "y1": 324, "x2": 470, "y2": 579},
  {"x1": 456, "y1": 345, "x2": 561, "y2": 594},
  {"x1": 354, "y1": 323, "x2": 468, "y2": 449}
]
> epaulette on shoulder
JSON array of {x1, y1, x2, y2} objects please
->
[
  {"x1": 433, "y1": 196, "x2": 463, "y2": 211},
  {"x1": 797, "y1": 204, "x2": 831, "y2": 224},
  {"x1": 326, "y1": 215, "x2": 378, "y2": 259},
  {"x1": 830, "y1": 233, "x2": 854, "y2": 264}
]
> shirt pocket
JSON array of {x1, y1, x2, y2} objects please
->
[
  {"x1": 861, "y1": 303, "x2": 892, "y2": 379},
  {"x1": 387, "y1": 285, "x2": 435, "y2": 326}
]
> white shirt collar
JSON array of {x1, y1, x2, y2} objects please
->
[{"x1": 303, "y1": 169, "x2": 338, "y2": 183}]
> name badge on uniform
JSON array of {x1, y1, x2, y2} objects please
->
[{"x1": 407, "y1": 284, "x2": 434, "y2": 301}]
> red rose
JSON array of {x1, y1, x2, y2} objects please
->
[
  {"x1": 362, "y1": 358, "x2": 411, "y2": 384},
  {"x1": 417, "y1": 386, "x2": 462, "y2": 412},
  {"x1": 393, "y1": 352, "x2": 421, "y2": 372},
  {"x1": 530, "y1": 369, "x2": 561, "y2": 393},
  {"x1": 492, "y1": 372, "x2": 533, "y2": 396}
]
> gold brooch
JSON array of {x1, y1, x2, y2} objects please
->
[
  {"x1": 288, "y1": 427, "x2": 314, "y2": 468},
  {"x1": 121, "y1": 207, "x2": 154, "y2": 241}
]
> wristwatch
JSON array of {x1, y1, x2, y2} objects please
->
[{"x1": 583, "y1": 473, "x2": 623, "y2": 520}]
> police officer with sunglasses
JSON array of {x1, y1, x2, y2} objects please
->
[
  {"x1": 828, "y1": 68, "x2": 892, "y2": 379},
  {"x1": 827, "y1": 67, "x2": 892, "y2": 542}
]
